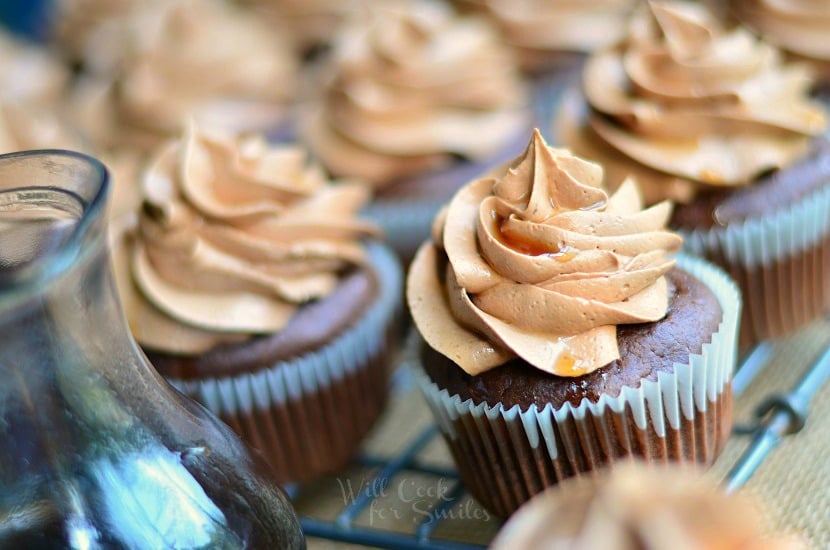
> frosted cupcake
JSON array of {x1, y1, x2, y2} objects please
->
[
  {"x1": 408, "y1": 130, "x2": 739, "y2": 516},
  {"x1": 303, "y1": 0, "x2": 530, "y2": 261},
  {"x1": 493, "y1": 463, "x2": 805, "y2": 549},
  {"x1": 71, "y1": 0, "x2": 298, "y2": 153},
  {"x1": 557, "y1": 0, "x2": 828, "y2": 346},
  {"x1": 114, "y1": 124, "x2": 402, "y2": 482}
]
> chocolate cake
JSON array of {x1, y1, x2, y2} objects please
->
[{"x1": 423, "y1": 269, "x2": 722, "y2": 410}]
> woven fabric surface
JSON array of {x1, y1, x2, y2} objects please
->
[{"x1": 296, "y1": 317, "x2": 830, "y2": 549}]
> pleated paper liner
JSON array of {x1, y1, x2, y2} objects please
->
[
  {"x1": 170, "y1": 241, "x2": 403, "y2": 483},
  {"x1": 683, "y1": 182, "x2": 830, "y2": 348},
  {"x1": 413, "y1": 254, "x2": 741, "y2": 517}
]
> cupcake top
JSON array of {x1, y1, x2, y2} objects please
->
[
  {"x1": 572, "y1": 0, "x2": 826, "y2": 204},
  {"x1": 731, "y1": 0, "x2": 830, "y2": 72},
  {"x1": 0, "y1": 30, "x2": 69, "y2": 106},
  {"x1": 304, "y1": 0, "x2": 529, "y2": 189},
  {"x1": 492, "y1": 463, "x2": 805, "y2": 550},
  {"x1": 474, "y1": 0, "x2": 639, "y2": 71},
  {"x1": 81, "y1": 0, "x2": 297, "y2": 150},
  {"x1": 407, "y1": 129, "x2": 681, "y2": 377},
  {"x1": 116, "y1": 124, "x2": 378, "y2": 355}
]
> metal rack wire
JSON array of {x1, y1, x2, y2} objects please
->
[{"x1": 284, "y1": 341, "x2": 830, "y2": 549}]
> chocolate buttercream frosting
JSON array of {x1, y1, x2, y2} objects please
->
[
  {"x1": 407, "y1": 130, "x2": 681, "y2": 377},
  {"x1": 72, "y1": 0, "x2": 297, "y2": 150},
  {"x1": 492, "y1": 463, "x2": 805, "y2": 550},
  {"x1": 305, "y1": 1, "x2": 528, "y2": 188},
  {"x1": 115, "y1": 124, "x2": 378, "y2": 355},
  {"x1": 565, "y1": 0, "x2": 826, "y2": 204}
]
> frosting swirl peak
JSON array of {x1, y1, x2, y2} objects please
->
[
  {"x1": 118, "y1": 124, "x2": 378, "y2": 354},
  {"x1": 305, "y1": 1, "x2": 528, "y2": 188},
  {"x1": 408, "y1": 130, "x2": 682, "y2": 377},
  {"x1": 569, "y1": 0, "x2": 826, "y2": 204}
]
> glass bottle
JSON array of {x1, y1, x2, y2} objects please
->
[{"x1": 0, "y1": 150, "x2": 305, "y2": 548}]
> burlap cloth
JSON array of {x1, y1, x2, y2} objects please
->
[{"x1": 295, "y1": 317, "x2": 830, "y2": 549}]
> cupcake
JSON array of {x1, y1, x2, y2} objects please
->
[
  {"x1": 70, "y1": 0, "x2": 298, "y2": 153},
  {"x1": 492, "y1": 463, "x2": 805, "y2": 549},
  {"x1": 303, "y1": 0, "x2": 531, "y2": 261},
  {"x1": 731, "y1": 0, "x2": 830, "y2": 96},
  {"x1": 113, "y1": 123, "x2": 403, "y2": 483},
  {"x1": 557, "y1": 0, "x2": 828, "y2": 347},
  {"x1": 234, "y1": 0, "x2": 383, "y2": 59},
  {"x1": 407, "y1": 130, "x2": 740, "y2": 517}
]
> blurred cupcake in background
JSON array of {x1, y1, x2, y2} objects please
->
[
  {"x1": 492, "y1": 463, "x2": 805, "y2": 549},
  {"x1": 557, "y1": 0, "x2": 829, "y2": 347},
  {"x1": 731, "y1": 0, "x2": 830, "y2": 97},
  {"x1": 51, "y1": 0, "x2": 169, "y2": 69},
  {"x1": 303, "y1": 0, "x2": 530, "y2": 261},
  {"x1": 68, "y1": 0, "x2": 298, "y2": 154},
  {"x1": 113, "y1": 123, "x2": 403, "y2": 483},
  {"x1": 234, "y1": 0, "x2": 383, "y2": 60},
  {"x1": 453, "y1": 0, "x2": 638, "y2": 74}
]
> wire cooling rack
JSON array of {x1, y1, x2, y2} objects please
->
[{"x1": 284, "y1": 338, "x2": 830, "y2": 549}]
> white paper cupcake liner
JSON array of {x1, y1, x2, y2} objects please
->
[
  {"x1": 412, "y1": 254, "x2": 740, "y2": 517},
  {"x1": 682, "y1": 181, "x2": 830, "y2": 345},
  {"x1": 169, "y1": 241, "x2": 403, "y2": 483}
]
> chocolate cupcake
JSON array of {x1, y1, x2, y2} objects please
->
[
  {"x1": 407, "y1": 130, "x2": 740, "y2": 517},
  {"x1": 556, "y1": 0, "x2": 828, "y2": 347},
  {"x1": 492, "y1": 463, "x2": 805, "y2": 549},
  {"x1": 302, "y1": 0, "x2": 531, "y2": 262},
  {"x1": 68, "y1": 0, "x2": 298, "y2": 153},
  {"x1": 113, "y1": 124, "x2": 402, "y2": 483}
]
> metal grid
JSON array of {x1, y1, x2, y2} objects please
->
[{"x1": 284, "y1": 341, "x2": 830, "y2": 549}]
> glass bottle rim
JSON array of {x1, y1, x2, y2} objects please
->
[{"x1": 0, "y1": 148, "x2": 109, "y2": 300}]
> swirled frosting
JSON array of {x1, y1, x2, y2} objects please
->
[
  {"x1": 732, "y1": 1, "x2": 830, "y2": 64},
  {"x1": 117, "y1": 124, "x2": 378, "y2": 354},
  {"x1": 568, "y1": 1, "x2": 827, "y2": 204},
  {"x1": 0, "y1": 30, "x2": 68, "y2": 105},
  {"x1": 304, "y1": 1, "x2": 529, "y2": 188},
  {"x1": 407, "y1": 130, "x2": 681, "y2": 377},
  {"x1": 88, "y1": 0, "x2": 297, "y2": 150},
  {"x1": 479, "y1": 0, "x2": 639, "y2": 71},
  {"x1": 492, "y1": 463, "x2": 805, "y2": 550}
]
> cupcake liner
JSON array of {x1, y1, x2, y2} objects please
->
[
  {"x1": 412, "y1": 254, "x2": 740, "y2": 517},
  {"x1": 363, "y1": 128, "x2": 532, "y2": 264},
  {"x1": 682, "y1": 181, "x2": 830, "y2": 346},
  {"x1": 170, "y1": 241, "x2": 403, "y2": 483}
]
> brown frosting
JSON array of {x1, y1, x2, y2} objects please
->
[
  {"x1": 479, "y1": 0, "x2": 639, "y2": 70},
  {"x1": 77, "y1": 0, "x2": 297, "y2": 150},
  {"x1": 732, "y1": 1, "x2": 830, "y2": 67},
  {"x1": 570, "y1": 0, "x2": 826, "y2": 204},
  {"x1": 407, "y1": 130, "x2": 681, "y2": 377},
  {"x1": 115, "y1": 124, "x2": 378, "y2": 355},
  {"x1": 0, "y1": 30, "x2": 68, "y2": 106},
  {"x1": 304, "y1": 1, "x2": 529, "y2": 188},
  {"x1": 492, "y1": 463, "x2": 806, "y2": 550}
]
